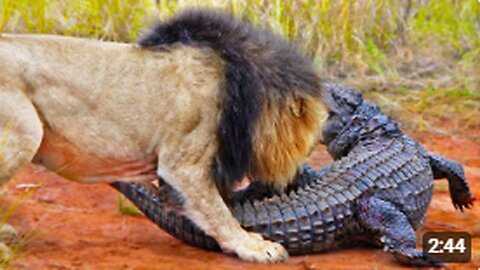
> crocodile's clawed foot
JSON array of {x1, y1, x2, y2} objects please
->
[
  {"x1": 451, "y1": 191, "x2": 475, "y2": 212},
  {"x1": 357, "y1": 197, "x2": 446, "y2": 268},
  {"x1": 383, "y1": 238, "x2": 445, "y2": 268},
  {"x1": 393, "y1": 248, "x2": 444, "y2": 268}
]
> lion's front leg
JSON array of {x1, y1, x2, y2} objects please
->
[{"x1": 157, "y1": 162, "x2": 288, "y2": 263}]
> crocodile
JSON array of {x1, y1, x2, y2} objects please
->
[{"x1": 112, "y1": 83, "x2": 475, "y2": 266}]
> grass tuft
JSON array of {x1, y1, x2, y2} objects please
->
[
  {"x1": 0, "y1": 189, "x2": 43, "y2": 269},
  {"x1": 117, "y1": 194, "x2": 141, "y2": 216}
]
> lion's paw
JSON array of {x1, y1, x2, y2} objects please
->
[{"x1": 225, "y1": 232, "x2": 288, "y2": 263}]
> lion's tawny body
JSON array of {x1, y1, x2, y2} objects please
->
[
  {"x1": 0, "y1": 10, "x2": 326, "y2": 263},
  {"x1": 0, "y1": 34, "x2": 224, "y2": 183}
]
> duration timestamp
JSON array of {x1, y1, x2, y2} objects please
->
[{"x1": 423, "y1": 231, "x2": 472, "y2": 263}]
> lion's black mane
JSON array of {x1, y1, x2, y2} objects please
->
[{"x1": 139, "y1": 9, "x2": 321, "y2": 198}]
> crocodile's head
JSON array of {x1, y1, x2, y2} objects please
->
[
  {"x1": 320, "y1": 83, "x2": 363, "y2": 146},
  {"x1": 321, "y1": 83, "x2": 400, "y2": 160}
]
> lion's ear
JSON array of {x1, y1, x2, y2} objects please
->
[{"x1": 289, "y1": 96, "x2": 305, "y2": 118}]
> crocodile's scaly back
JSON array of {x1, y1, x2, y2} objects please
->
[{"x1": 113, "y1": 134, "x2": 433, "y2": 255}]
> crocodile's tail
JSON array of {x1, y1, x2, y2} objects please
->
[
  {"x1": 111, "y1": 181, "x2": 221, "y2": 251},
  {"x1": 138, "y1": 9, "x2": 321, "y2": 199}
]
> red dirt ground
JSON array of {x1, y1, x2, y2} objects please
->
[{"x1": 1, "y1": 130, "x2": 479, "y2": 270}]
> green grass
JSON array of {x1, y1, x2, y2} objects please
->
[
  {"x1": 117, "y1": 194, "x2": 141, "y2": 216},
  {"x1": 1, "y1": 0, "x2": 478, "y2": 128}
]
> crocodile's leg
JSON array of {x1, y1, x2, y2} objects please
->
[
  {"x1": 357, "y1": 196, "x2": 444, "y2": 267},
  {"x1": 429, "y1": 154, "x2": 475, "y2": 210}
]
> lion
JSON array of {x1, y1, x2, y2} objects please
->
[{"x1": 0, "y1": 10, "x2": 327, "y2": 262}]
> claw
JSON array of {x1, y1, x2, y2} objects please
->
[
  {"x1": 393, "y1": 249, "x2": 445, "y2": 268},
  {"x1": 451, "y1": 192, "x2": 475, "y2": 212}
]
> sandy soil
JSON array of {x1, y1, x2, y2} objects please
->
[{"x1": 1, "y1": 130, "x2": 479, "y2": 270}]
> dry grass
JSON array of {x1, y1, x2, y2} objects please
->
[
  {"x1": 0, "y1": 189, "x2": 43, "y2": 269},
  {"x1": 366, "y1": 89, "x2": 480, "y2": 134}
]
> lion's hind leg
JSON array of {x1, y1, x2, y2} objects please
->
[
  {"x1": 0, "y1": 88, "x2": 43, "y2": 247},
  {"x1": 0, "y1": 89, "x2": 43, "y2": 185},
  {"x1": 158, "y1": 162, "x2": 288, "y2": 263}
]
